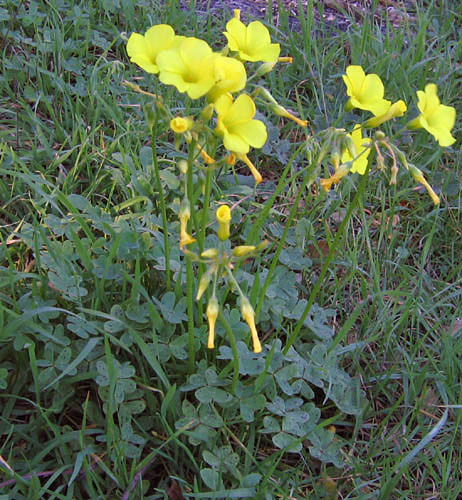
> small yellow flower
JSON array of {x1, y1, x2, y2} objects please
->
[
  {"x1": 240, "y1": 297, "x2": 262, "y2": 353},
  {"x1": 126, "y1": 24, "x2": 176, "y2": 74},
  {"x1": 215, "y1": 94, "x2": 267, "y2": 154},
  {"x1": 157, "y1": 37, "x2": 216, "y2": 99},
  {"x1": 206, "y1": 296, "x2": 219, "y2": 348},
  {"x1": 170, "y1": 116, "x2": 194, "y2": 134},
  {"x1": 343, "y1": 65, "x2": 390, "y2": 116},
  {"x1": 224, "y1": 17, "x2": 280, "y2": 63},
  {"x1": 408, "y1": 84, "x2": 456, "y2": 147},
  {"x1": 208, "y1": 55, "x2": 247, "y2": 103},
  {"x1": 365, "y1": 100, "x2": 407, "y2": 128},
  {"x1": 216, "y1": 205, "x2": 231, "y2": 241},
  {"x1": 341, "y1": 125, "x2": 372, "y2": 175}
]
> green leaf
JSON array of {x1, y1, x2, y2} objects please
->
[
  {"x1": 272, "y1": 431, "x2": 302, "y2": 453},
  {"x1": 200, "y1": 468, "x2": 220, "y2": 490}
]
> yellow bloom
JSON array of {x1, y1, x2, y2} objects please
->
[
  {"x1": 408, "y1": 84, "x2": 456, "y2": 147},
  {"x1": 157, "y1": 37, "x2": 216, "y2": 99},
  {"x1": 206, "y1": 296, "x2": 219, "y2": 349},
  {"x1": 224, "y1": 17, "x2": 280, "y2": 63},
  {"x1": 170, "y1": 116, "x2": 194, "y2": 134},
  {"x1": 240, "y1": 297, "x2": 262, "y2": 353},
  {"x1": 216, "y1": 205, "x2": 231, "y2": 241},
  {"x1": 215, "y1": 94, "x2": 267, "y2": 154},
  {"x1": 343, "y1": 65, "x2": 390, "y2": 116},
  {"x1": 341, "y1": 125, "x2": 372, "y2": 175},
  {"x1": 365, "y1": 100, "x2": 407, "y2": 128},
  {"x1": 208, "y1": 55, "x2": 247, "y2": 103},
  {"x1": 126, "y1": 24, "x2": 176, "y2": 74}
]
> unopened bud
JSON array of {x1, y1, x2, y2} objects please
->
[
  {"x1": 232, "y1": 245, "x2": 256, "y2": 257},
  {"x1": 206, "y1": 296, "x2": 219, "y2": 349},
  {"x1": 241, "y1": 297, "x2": 262, "y2": 353},
  {"x1": 254, "y1": 62, "x2": 276, "y2": 78},
  {"x1": 201, "y1": 248, "x2": 219, "y2": 259}
]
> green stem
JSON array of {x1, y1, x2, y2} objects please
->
[
  {"x1": 186, "y1": 141, "x2": 196, "y2": 372},
  {"x1": 218, "y1": 310, "x2": 239, "y2": 394},
  {"x1": 151, "y1": 121, "x2": 171, "y2": 290},
  {"x1": 283, "y1": 150, "x2": 375, "y2": 354},
  {"x1": 255, "y1": 156, "x2": 318, "y2": 319}
]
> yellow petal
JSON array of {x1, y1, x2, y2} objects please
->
[
  {"x1": 344, "y1": 65, "x2": 366, "y2": 97},
  {"x1": 234, "y1": 120, "x2": 267, "y2": 149},
  {"x1": 223, "y1": 133, "x2": 249, "y2": 154},
  {"x1": 224, "y1": 18, "x2": 246, "y2": 51},
  {"x1": 225, "y1": 94, "x2": 256, "y2": 127},
  {"x1": 144, "y1": 24, "x2": 175, "y2": 55}
]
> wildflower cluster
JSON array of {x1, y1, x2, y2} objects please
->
[
  {"x1": 126, "y1": 12, "x2": 456, "y2": 355},
  {"x1": 321, "y1": 65, "x2": 456, "y2": 204}
]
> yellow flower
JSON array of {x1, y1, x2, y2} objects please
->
[
  {"x1": 170, "y1": 116, "x2": 194, "y2": 134},
  {"x1": 208, "y1": 55, "x2": 247, "y2": 102},
  {"x1": 343, "y1": 65, "x2": 390, "y2": 116},
  {"x1": 224, "y1": 17, "x2": 280, "y2": 62},
  {"x1": 157, "y1": 37, "x2": 216, "y2": 99},
  {"x1": 215, "y1": 94, "x2": 267, "y2": 154},
  {"x1": 240, "y1": 297, "x2": 262, "y2": 353},
  {"x1": 365, "y1": 100, "x2": 407, "y2": 128},
  {"x1": 206, "y1": 296, "x2": 219, "y2": 349},
  {"x1": 126, "y1": 24, "x2": 176, "y2": 74},
  {"x1": 408, "y1": 84, "x2": 456, "y2": 147},
  {"x1": 341, "y1": 125, "x2": 372, "y2": 175},
  {"x1": 216, "y1": 205, "x2": 231, "y2": 241}
]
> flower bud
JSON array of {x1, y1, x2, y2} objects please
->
[
  {"x1": 240, "y1": 297, "x2": 262, "y2": 353},
  {"x1": 196, "y1": 265, "x2": 216, "y2": 301},
  {"x1": 254, "y1": 62, "x2": 276, "y2": 78},
  {"x1": 216, "y1": 205, "x2": 231, "y2": 241},
  {"x1": 270, "y1": 104, "x2": 307, "y2": 127},
  {"x1": 232, "y1": 245, "x2": 256, "y2": 257},
  {"x1": 201, "y1": 103, "x2": 214, "y2": 122},
  {"x1": 178, "y1": 160, "x2": 188, "y2": 175},
  {"x1": 409, "y1": 165, "x2": 440, "y2": 205},
  {"x1": 206, "y1": 296, "x2": 219, "y2": 349},
  {"x1": 201, "y1": 248, "x2": 219, "y2": 259}
]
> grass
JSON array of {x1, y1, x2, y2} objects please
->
[{"x1": 1, "y1": 0, "x2": 461, "y2": 498}]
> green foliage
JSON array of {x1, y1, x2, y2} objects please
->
[{"x1": 1, "y1": 0, "x2": 461, "y2": 499}]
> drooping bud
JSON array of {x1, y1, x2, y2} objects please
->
[
  {"x1": 206, "y1": 296, "x2": 219, "y2": 349},
  {"x1": 240, "y1": 297, "x2": 262, "y2": 353},
  {"x1": 196, "y1": 265, "x2": 217, "y2": 301},
  {"x1": 409, "y1": 165, "x2": 440, "y2": 205},
  {"x1": 232, "y1": 245, "x2": 256, "y2": 257}
]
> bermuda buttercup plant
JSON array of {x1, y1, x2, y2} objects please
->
[{"x1": 125, "y1": 10, "x2": 456, "y2": 356}]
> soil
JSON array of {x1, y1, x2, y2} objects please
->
[{"x1": 179, "y1": 0, "x2": 416, "y2": 32}]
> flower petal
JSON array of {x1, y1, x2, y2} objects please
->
[
  {"x1": 235, "y1": 120, "x2": 267, "y2": 149},
  {"x1": 224, "y1": 18, "x2": 246, "y2": 51},
  {"x1": 223, "y1": 133, "x2": 249, "y2": 154},
  {"x1": 225, "y1": 94, "x2": 256, "y2": 127}
]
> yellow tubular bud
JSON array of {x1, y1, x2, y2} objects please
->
[
  {"x1": 179, "y1": 198, "x2": 196, "y2": 249},
  {"x1": 206, "y1": 296, "x2": 219, "y2": 349},
  {"x1": 409, "y1": 165, "x2": 440, "y2": 205},
  {"x1": 196, "y1": 265, "x2": 216, "y2": 301},
  {"x1": 216, "y1": 205, "x2": 231, "y2": 241},
  {"x1": 278, "y1": 56, "x2": 293, "y2": 63},
  {"x1": 201, "y1": 248, "x2": 219, "y2": 259},
  {"x1": 196, "y1": 143, "x2": 215, "y2": 164},
  {"x1": 241, "y1": 297, "x2": 262, "y2": 353},
  {"x1": 271, "y1": 104, "x2": 308, "y2": 127},
  {"x1": 237, "y1": 154, "x2": 262, "y2": 185},
  {"x1": 233, "y1": 9, "x2": 240, "y2": 20},
  {"x1": 170, "y1": 116, "x2": 194, "y2": 134},
  {"x1": 232, "y1": 245, "x2": 256, "y2": 257},
  {"x1": 390, "y1": 165, "x2": 398, "y2": 185}
]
